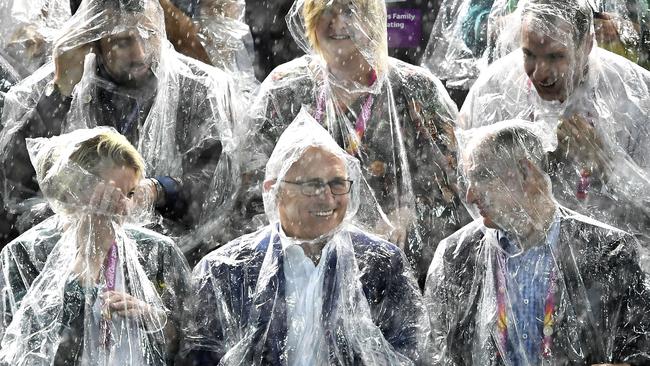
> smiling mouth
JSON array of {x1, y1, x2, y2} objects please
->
[
  {"x1": 312, "y1": 209, "x2": 335, "y2": 217},
  {"x1": 329, "y1": 34, "x2": 351, "y2": 40},
  {"x1": 538, "y1": 79, "x2": 557, "y2": 88}
]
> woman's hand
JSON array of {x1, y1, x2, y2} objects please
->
[
  {"x1": 87, "y1": 181, "x2": 130, "y2": 217},
  {"x1": 101, "y1": 290, "x2": 161, "y2": 320}
]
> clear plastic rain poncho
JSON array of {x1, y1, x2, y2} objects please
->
[
  {"x1": 192, "y1": 0, "x2": 257, "y2": 92},
  {"x1": 0, "y1": 0, "x2": 241, "y2": 246},
  {"x1": 0, "y1": 127, "x2": 191, "y2": 365},
  {"x1": 458, "y1": 0, "x2": 650, "y2": 248},
  {"x1": 424, "y1": 120, "x2": 650, "y2": 365},
  {"x1": 248, "y1": 0, "x2": 470, "y2": 286},
  {"x1": 0, "y1": 0, "x2": 71, "y2": 77},
  {"x1": 490, "y1": 0, "x2": 650, "y2": 69},
  {"x1": 181, "y1": 110, "x2": 428, "y2": 365},
  {"x1": 0, "y1": 53, "x2": 19, "y2": 116},
  {"x1": 421, "y1": 0, "x2": 650, "y2": 92},
  {"x1": 420, "y1": 0, "x2": 502, "y2": 90}
]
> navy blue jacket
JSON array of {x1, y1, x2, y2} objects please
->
[{"x1": 182, "y1": 226, "x2": 426, "y2": 365}]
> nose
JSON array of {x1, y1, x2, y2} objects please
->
[
  {"x1": 531, "y1": 59, "x2": 551, "y2": 82},
  {"x1": 315, "y1": 184, "x2": 337, "y2": 202},
  {"x1": 329, "y1": 9, "x2": 349, "y2": 31},
  {"x1": 130, "y1": 37, "x2": 146, "y2": 62}
]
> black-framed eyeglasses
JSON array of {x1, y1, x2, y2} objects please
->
[{"x1": 281, "y1": 178, "x2": 353, "y2": 196}]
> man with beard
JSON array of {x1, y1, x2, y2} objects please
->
[{"x1": 0, "y1": 0, "x2": 239, "y2": 245}]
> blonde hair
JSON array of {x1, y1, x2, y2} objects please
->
[
  {"x1": 34, "y1": 130, "x2": 144, "y2": 211},
  {"x1": 69, "y1": 131, "x2": 145, "y2": 178},
  {"x1": 302, "y1": 0, "x2": 387, "y2": 63}
]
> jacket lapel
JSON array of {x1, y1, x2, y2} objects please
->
[{"x1": 248, "y1": 235, "x2": 288, "y2": 365}]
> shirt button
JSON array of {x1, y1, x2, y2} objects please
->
[
  {"x1": 522, "y1": 333, "x2": 528, "y2": 340},
  {"x1": 543, "y1": 326, "x2": 554, "y2": 336},
  {"x1": 523, "y1": 298, "x2": 529, "y2": 305}
]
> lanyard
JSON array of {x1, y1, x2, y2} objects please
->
[
  {"x1": 314, "y1": 70, "x2": 377, "y2": 154},
  {"x1": 495, "y1": 253, "x2": 557, "y2": 360},
  {"x1": 101, "y1": 242, "x2": 119, "y2": 348}
]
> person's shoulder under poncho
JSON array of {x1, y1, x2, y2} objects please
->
[
  {"x1": 258, "y1": 54, "x2": 458, "y2": 138},
  {"x1": 255, "y1": 53, "x2": 461, "y2": 194},
  {"x1": 254, "y1": 54, "x2": 460, "y2": 164},
  {"x1": 0, "y1": 217, "x2": 191, "y2": 362},
  {"x1": 424, "y1": 206, "x2": 650, "y2": 365},
  {"x1": 181, "y1": 223, "x2": 426, "y2": 365}
]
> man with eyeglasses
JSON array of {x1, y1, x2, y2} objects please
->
[{"x1": 181, "y1": 111, "x2": 428, "y2": 364}]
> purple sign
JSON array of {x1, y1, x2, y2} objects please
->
[{"x1": 387, "y1": 8, "x2": 421, "y2": 48}]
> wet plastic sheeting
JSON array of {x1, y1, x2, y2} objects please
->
[
  {"x1": 0, "y1": 53, "x2": 20, "y2": 244},
  {"x1": 424, "y1": 120, "x2": 650, "y2": 365},
  {"x1": 421, "y1": 0, "x2": 650, "y2": 94},
  {"x1": 0, "y1": 0, "x2": 242, "y2": 247},
  {"x1": 420, "y1": 0, "x2": 498, "y2": 90},
  {"x1": 458, "y1": 0, "x2": 650, "y2": 268},
  {"x1": 193, "y1": 0, "x2": 258, "y2": 93},
  {"x1": 0, "y1": 53, "x2": 19, "y2": 117},
  {"x1": 0, "y1": 128, "x2": 190, "y2": 365},
  {"x1": 491, "y1": 0, "x2": 650, "y2": 69},
  {"x1": 182, "y1": 111, "x2": 429, "y2": 365},
  {"x1": 0, "y1": 0, "x2": 71, "y2": 77},
  {"x1": 249, "y1": 0, "x2": 470, "y2": 286}
]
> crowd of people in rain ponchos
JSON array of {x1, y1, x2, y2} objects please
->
[{"x1": 0, "y1": 0, "x2": 649, "y2": 365}]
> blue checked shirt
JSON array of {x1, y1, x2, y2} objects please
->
[{"x1": 497, "y1": 214, "x2": 560, "y2": 364}]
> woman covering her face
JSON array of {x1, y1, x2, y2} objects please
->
[
  {"x1": 247, "y1": 0, "x2": 471, "y2": 287},
  {"x1": 0, "y1": 128, "x2": 190, "y2": 365}
]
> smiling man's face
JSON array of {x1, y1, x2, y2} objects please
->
[
  {"x1": 98, "y1": 9, "x2": 161, "y2": 88},
  {"x1": 521, "y1": 17, "x2": 586, "y2": 102},
  {"x1": 278, "y1": 147, "x2": 349, "y2": 240}
]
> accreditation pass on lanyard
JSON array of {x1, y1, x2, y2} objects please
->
[
  {"x1": 101, "y1": 242, "x2": 118, "y2": 348},
  {"x1": 314, "y1": 70, "x2": 377, "y2": 154}
]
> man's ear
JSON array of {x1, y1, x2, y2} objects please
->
[{"x1": 263, "y1": 179, "x2": 276, "y2": 193}]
